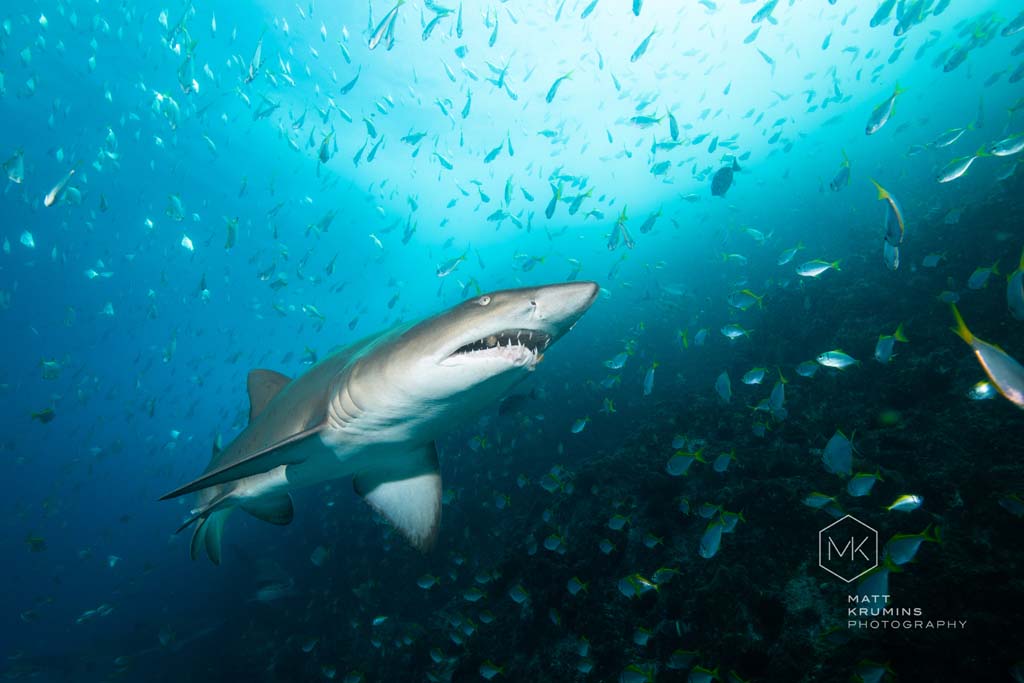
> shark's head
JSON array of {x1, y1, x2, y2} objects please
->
[
  {"x1": 432, "y1": 280, "x2": 599, "y2": 374},
  {"x1": 338, "y1": 282, "x2": 599, "y2": 438}
]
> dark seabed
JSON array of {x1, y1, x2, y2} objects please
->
[{"x1": 2, "y1": 1, "x2": 1024, "y2": 682}]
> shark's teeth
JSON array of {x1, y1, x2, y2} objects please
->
[{"x1": 452, "y1": 329, "x2": 551, "y2": 357}]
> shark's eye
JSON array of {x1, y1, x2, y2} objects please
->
[{"x1": 477, "y1": 296, "x2": 491, "y2": 306}]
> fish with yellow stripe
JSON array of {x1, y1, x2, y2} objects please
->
[
  {"x1": 871, "y1": 179, "x2": 905, "y2": 246},
  {"x1": 871, "y1": 179, "x2": 905, "y2": 270},
  {"x1": 950, "y1": 304, "x2": 1024, "y2": 409}
]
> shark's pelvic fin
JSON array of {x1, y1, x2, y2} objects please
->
[
  {"x1": 242, "y1": 493, "x2": 294, "y2": 525},
  {"x1": 247, "y1": 369, "x2": 292, "y2": 422},
  {"x1": 353, "y1": 442, "x2": 442, "y2": 552},
  {"x1": 190, "y1": 507, "x2": 234, "y2": 565},
  {"x1": 159, "y1": 424, "x2": 324, "y2": 501},
  {"x1": 175, "y1": 490, "x2": 232, "y2": 534}
]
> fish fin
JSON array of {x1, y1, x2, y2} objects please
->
[
  {"x1": 949, "y1": 303, "x2": 973, "y2": 344},
  {"x1": 190, "y1": 507, "x2": 234, "y2": 565},
  {"x1": 241, "y1": 494, "x2": 295, "y2": 526},
  {"x1": 894, "y1": 323, "x2": 909, "y2": 343},
  {"x1": 870, "y1": 178, "x2": 889, "y2": 200},
  {"x1": 212, "y1": 434, "x2": 223, "y2": 457},
  {"x1": 247, "y1": 369, "x2": 291, "y2": 422},
  {"x1": 189, "y1": 519, "x2": 206, "y2": 561},
  {"x1": 160, "y1": 423, "x2": 323, "y2": 500},
  {"x1": 175, "y1": 490, "x2": 233, "y2": 534},
  {"x1": 354, "y1": 442, "x2": 442, "y2": 552},
  {"x1": 204, "y1": 508, "x2": 233, "y2": 565}
]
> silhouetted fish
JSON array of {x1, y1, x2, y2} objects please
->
[{"x1": 711, "y1": 158, "x2": 741, "y2": 197}]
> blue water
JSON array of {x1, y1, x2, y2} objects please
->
[{"x1": 3, "y1": 0, "x2": 1024, "y2": 681}]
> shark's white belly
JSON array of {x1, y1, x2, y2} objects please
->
[
  {"x1": 222, "y1": 363, "x2": 525, "y2": 510},
  {"x1": 224, "y1": 418, "x2": 434, "y2": 504}
]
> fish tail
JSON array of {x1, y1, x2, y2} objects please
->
[
  {"x1": 841, "y1": 148, "x2": 849, "y2": 165},
  {"x1": 869, "y1": 178, "x2": 889, "y2": 200},
  {"x1": 949, "y1": 303, "x2": 973, "y2": 345},
  {"x1": 992, "y1": 259, "x2": 1000, "y2": 275},
  {"x1": 831, "y1": 259, "x2": 842, "y2": 271},
  {"x1": 893, "y1": 323, "x2": 909, "y2": 343},
  {"x1": 882, "y1": 555, "x2": 904, "y2": 573},
  {"x1": 893, "y1": 81, "x2": 907, "y2": 96},
  {"x1": 189, "y1": 507, "x2": 234, "y2": 565}
]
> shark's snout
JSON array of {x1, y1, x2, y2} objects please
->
[{"x1": 532, "y1": 281, "x2": 599, "y2": 338}]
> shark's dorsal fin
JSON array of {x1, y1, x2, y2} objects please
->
[
  {"x1": 242, "y1": 494, "x2": 294, "y2": 526},
  {"x1": 159, "y1": 423, "x2": 324, "y2": 500},
  {"x1": 247, "y1": 369, "x2": 291, "y2": 422},
  {"x1": 354, "y1": 442, "x2": 442, "y2": 552}
]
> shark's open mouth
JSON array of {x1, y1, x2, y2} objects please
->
[{"x1": 449, "y1": 329, "x2": 552, "y2": 359}]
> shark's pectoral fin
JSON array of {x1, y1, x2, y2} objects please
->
[
  {"x1": 354, "y1": 442, "x2": 442, "y2": 552},
  {"x1": 190, "y1": 507, "x2": 234, "y2": 565},
  {"x1": 242, "y1": 494, "x2": 294, "y2": 526},
  {"x1": 159, "y1": 424, "x2": 324, "y2": 501},
  {"x1": 247, "y1": 369, "x2": 291, "y2": 422}
]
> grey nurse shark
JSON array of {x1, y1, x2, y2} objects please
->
[{"x1": 162, "y1": 281, "x2": 599, "y2": 563}]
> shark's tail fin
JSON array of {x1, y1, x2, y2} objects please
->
[{"x1": 190, "y1": 507, "x2": 234, "y2": 565}]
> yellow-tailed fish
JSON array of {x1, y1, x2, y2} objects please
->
[
  {"x1": 950, "y1": 304, "x2": 1024, "y2": 408},
  {"x1": 870, "y1": 179, "x2": 904, "y2": 246}
]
